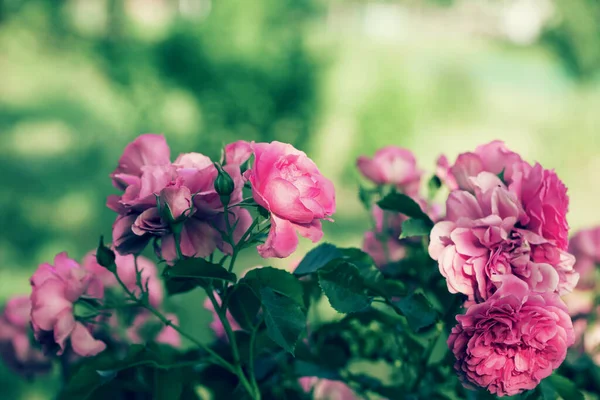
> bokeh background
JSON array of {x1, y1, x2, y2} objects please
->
[{"x1": 1, "y1": 0, "x2": 599, "y2": 398}]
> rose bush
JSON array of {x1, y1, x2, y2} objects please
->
[{"x1": 1, "y1": 136, "x2": 592, "y2": 400}]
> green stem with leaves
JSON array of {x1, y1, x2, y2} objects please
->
[
  {"x1": 206, "y1": 288, "x2": 260, "y2": 399},
  {"x1": 112, "y1": 267, "x2": 235, "y2": 374}
]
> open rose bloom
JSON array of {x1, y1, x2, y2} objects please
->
[
  {"x1": 448, "y1": 276, "x2": 574, "y2": 397},
  {"x1": 109, "y1": 134, "x2": 252, "y2": 264},
  {"x1": 247, "y1": 141, "x2": 336, "y2": 258},
  {"x1": 0, "y1": 296, "x2": 51, "y2": 376},
  {"x1": 30, "y1": 253, "x2": 107, "y2": 357},
  {"x1": 430, "y1": 142, "x2": 577, "y2": 303}
]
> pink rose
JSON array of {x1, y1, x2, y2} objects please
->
[
  {"x1": 30, "y1": 253, "x2": 106, "y2": 357},
  {"x1": 568, "y1": 227, "x2": 600, "y2": 289},
  {"x1": 248, "y1": 142, "x2": 336, "y2": 258},
  {"x1": 158, "y1": 185, "x2": 192, "y2": 222},
  {"x1": 357, "y1": 146, "x2": 422, "y2": 196},
  {"x1": 448, "y1": 276, "x2": 575, "y2": 397},
  {"x1": 83, "y1": 250, "x2": 164, "y2": 308},
  {"x1": 224, "y1": 140, "x2": 253, "y2": 166},
  {"x1": 362, "y1": 205, "x2": 407, "y2": 267},
  {"x1": 299, "y1": 377, "x2": 359, "y2": 400},
  {"x1": 516, "y1": 164, "x2": 570, "y2": 250},
  {"x1": 436, "y1": 154, "x2": 458, "y2": 191},
  {"x1": 126, "y1": 312, "x2": 181, "y2": 348},
  {"x1": 0, "y1": 296, "x2": 51, "y2": 376},
  {"x1": 109, "y1": 135, "x2": 250, "y2": 264},
  {"x1": 110, "y1": 133, "x2": 171, "y2": 190},
  {"x1": 429, "y1": 172, "x2": 577, "y2": 302},
  {"x1": 445, "y1": 141, "x2": 524, "y2": 192}
]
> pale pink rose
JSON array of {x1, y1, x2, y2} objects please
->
[
  {"x1": 515, "y1": 163, "x2": 570, "y2": 250},
  {"x1": 30, "y1": 253, "x2": 106, "y2": 357},
  {"x1": 224, "y1": 140, "x2": 253, "y2": 166},
  {"x1": 109, "y1": 135, "x2": 250, "y2": 264},
  {"x1": 248, "y1": 142, "x2": 336, "y2": 258},
  {"x1": 357, "y1": 146, "x2": 422, "y2": 196},
  {"x1": 127, "y1": 312, "x2": 181, "y2": 348},
  {"x1": 110, "y1": 133, "x2": 171, "y2": 190},
  {"x1": 448, "y1": 276, "x2": 574, "y2": 397},
  {"x1": 447, "y1": 141, "x2": 524, "y2": 192},
  {"x1": 429, "y1": 172, "x2": 577, "y2": 302},
  {"x1": 83, "y1": 250, "x2": 163, "y2": 308},
  {"x1": 362, "y1": 231, "x2": 407, "y2": 267},
  {"x1": 563, "y1": 290, "x2": 595, "y2": 317},
  {"x1": 569, "y1": 227, "x2": 600, "y2": 289},
  {"x1": 436, "y1": 154, "x2": 458, "y2": 191},
  {"x1": 299, "y1": 377, "x2": 359, "y2": 400},
  {"x1": 0, "y1": 296, "x2": 51, "y2": 376}
]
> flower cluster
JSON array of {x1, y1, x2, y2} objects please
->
[
  {"x1": 109, "y1": 135, "x2": 335, "y2": 261},
  {"x1": 431, "y1": 141, "x2": 577, "y2": 396}
]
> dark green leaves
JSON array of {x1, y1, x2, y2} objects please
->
[
  {"x1": 294, "y1": 243, "x2": 343, "y2": 275},
  {"x1": 400, "y1": 218, "x2": 433, "y2": 239},
  {"x1": 377, "y1": 192, "x2": 433, "y2": 226},
  {"x1": 318, "y1": 262, "x2": 372, "y2": 313},
  {"x1": 227, "y1": 283, "x2": 261, "y2": 330},
  {"x1": 96, "y1": 236, "x2": 116, "y2": 271},
  {"x1": 244, "y1": 267, "x2": 304, "y2": 306},
  {"x1": 540, "y1": 374, "x2": 584, "y2": 400},
  {"x1": 260, "y1": 287, "x2": 306, "y2": 356},
  {"x1": 165, "y1": 258, "x2": 236, "y2": 295},
  {"x1": 394, "y1": 293, "x2": 438, "y2": 332},
  {"x1": 166, "y1": 258, "x2": 236, "y2": 282},
  {"x1": 154, "y1": 368, "x2": 184, "y2": 400}
]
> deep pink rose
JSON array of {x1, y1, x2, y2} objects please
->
[
  {"x1": 515, "y1": 164, "x2": 570, "y2": 250},
  {"x1": 299, "y1": 377, "x2": 359, "y2": 400},
  {"x1": 448, "y1": 276, "x2": 575, "y2": 397},
  {"x1": 109, "y1": 135, "x2": 250, "y2": 264},
  {"x1": 357, "y1": 146, "x2": 422, "y2": 196},
  {"x1": 429, "y1": 172, "x2": 577, "y2": 302},
  {"x1": 0, "y1": 296, "x2": 51, "y2": 376},
  {"x1": 30, "y1": 253, "x2": 106, "y2": 357},
  {"x1": 568, "y1": 227, "x2": 600, "y2": 289},
  {"x1": 127, "y1": 312, "x2": 181, "y2": 348},
  {"x1": 248, "y1": 141, "x2": 336, "y2": 258},
  {"x1": 224, "y1": 140, "x2": 252, "y2": 166},
  {"x1": 83, "y1": 250, "x2": 163, "y2": 308}
]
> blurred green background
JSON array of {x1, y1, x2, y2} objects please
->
[{"x1": 1, "y1": 0, "x2": 599, "y2": 398}]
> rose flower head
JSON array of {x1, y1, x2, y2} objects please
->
[{"x1": 448, "y1": 276, "x2": 575, "y2": 397}]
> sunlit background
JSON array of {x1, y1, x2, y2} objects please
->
[{"x1": 1, "y1": 0, "x2": 599, "y2": 398}]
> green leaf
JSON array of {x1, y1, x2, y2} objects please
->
[
  {"x1": 394, "y1": 293, "x2": 438, "y2": 332},
  {"x1": 260, "y1": 287, "x2": 306, "y2": 355},
  {"x1": 427, "y1": 330, "x2": 449, "y2": 365},
  {"x1": 166, "y1": 258, "x2": 236, "y2": 283},
  {"x1": 294, "y1": 243, "x2": 343, "y2": 275},
  {"x1": 359, "y1": 185, "x2": 374, "y2": 210},
  {"x1": 545, "y1": 374, "x2": 584, "y2": 400},
  {"x1": 294, "y1": 360, "x2": 342, "y2": 381},
  {"x1": 154, "y1": 368, "x2": 183, "y2": 400},
  {"x1": 400, "y1": 218, "x2": 433, "y2": 239},
  {"x1": 227, "y1": 283, "x2": 261, "y2": 330},
  {"x1": 165, "y1": 279, "x2": 198, "y2": 296},
  {"x1": 377, "y1": 192, "x2": 433, "y2": 225},
  {"x1": 428, "y1": 175, "x2": 442, "y2": 200},
  {"x1": 318, "y1": 262, "x2": 372, "y2": 313},
  {"x1": 59, "y1": 345, "x2": 178, "y2": 400},
  {"x1": 244, "y1": 267, "x2": 304, "y2": 306}
]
